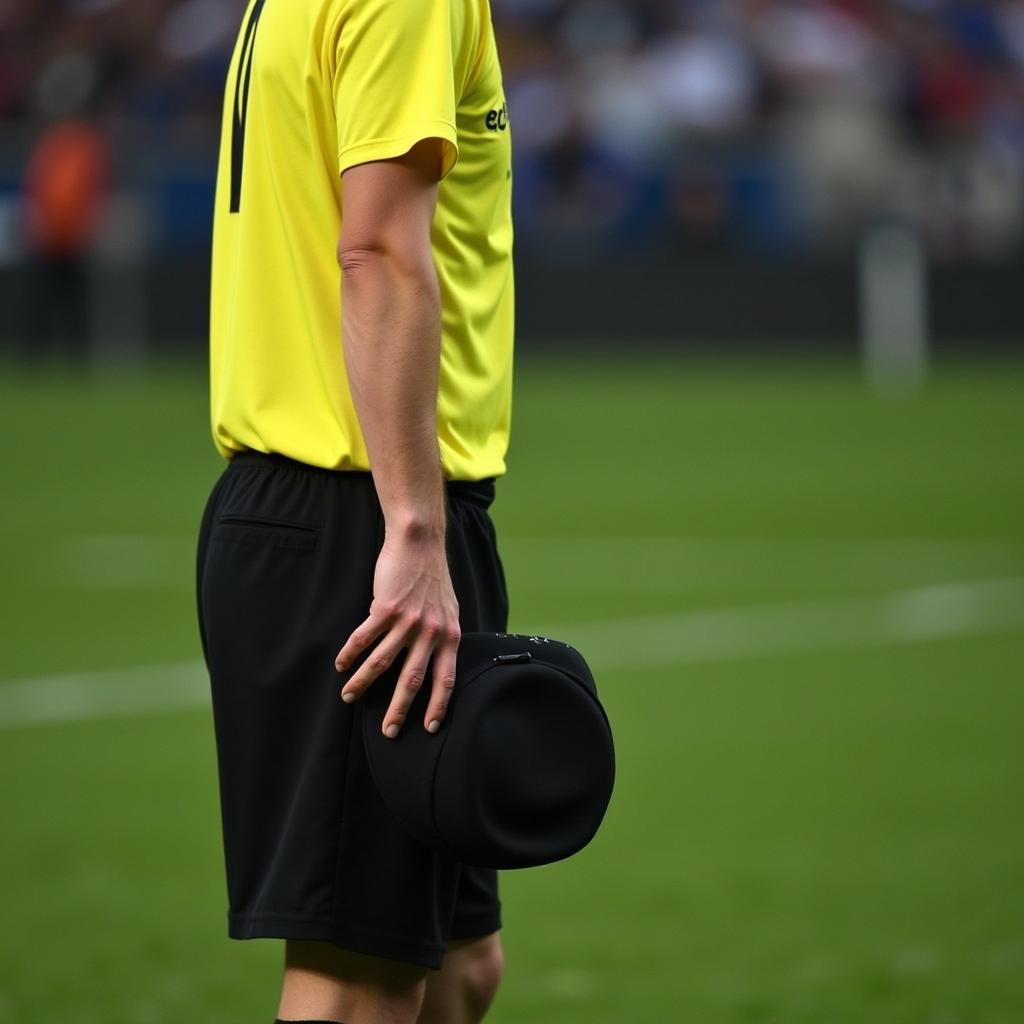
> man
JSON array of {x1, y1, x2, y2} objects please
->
[
  {"x1": 196, "y1": 0, "x2": 514, "y2": 1021},
  {"x1": 22, "y1": 116, "x2": 108, "y2": 359}
]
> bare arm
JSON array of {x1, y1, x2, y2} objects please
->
[{"x1": 333, "y1": 141, "x2": 459, "y2": 738}]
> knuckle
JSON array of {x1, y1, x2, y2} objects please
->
[
  {"x1": 370, "y1": 653, "x2": 392, "y2": 672},
  {"x1": 405, "y1": 672, "x2": 424, "y2": 692},
  {"x1": 440, "y1": 674, "x2": 456, "y2": 691},
  {"x1": 446, "y1": 627, "x2": 462, "y2": 645},
  {"x1": 378, "y1": 600, "x2": 399, "y2": 619},
  {"x1": 422, "y1": 618, "x2": 441, "y2": 639}
]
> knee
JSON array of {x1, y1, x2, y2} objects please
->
[{"x1": 460, "y1": 934, "x2": 504, "y2": 1016}]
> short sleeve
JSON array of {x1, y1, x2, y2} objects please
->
[{"x1": 332, "y1": 0, "x2": 459, "y2": 179}]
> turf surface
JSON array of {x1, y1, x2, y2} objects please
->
[{"x1": 0, "y1": 355, "x2": 1022, "y2": 1023}]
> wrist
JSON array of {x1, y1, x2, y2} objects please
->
[{"x1": 385, "y1": 511, "x2": 446, "y2": 545}]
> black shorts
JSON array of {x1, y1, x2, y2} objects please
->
[{"x1": 196, "y1": 451, "x2": 508, "y2": 969}]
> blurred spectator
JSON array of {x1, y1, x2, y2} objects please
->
[
  {"x1": 22, "y1": 118, "x2": 109, "y2": 357},
  {"x1": 0, "y1": 0, "x2": 1022, "y2": 261}
]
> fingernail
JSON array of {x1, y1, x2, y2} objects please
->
[
  {"x1": 336, "y1": 660, "x2": 347, "y2": 672},
  {"x1": 341, "y1": 691, "x2": 356, "y2": 704},
  {"x1": 427, "y1": 720, "x2": 441, "y2": 734},
  {"x1": 384, "y1": 724, "x2": 399, "y2": 740}
]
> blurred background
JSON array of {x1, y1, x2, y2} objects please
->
[
  {"x1": 4, "y1": 0, "x2": 1024, "y2": 350},
  {"x1": 0, "y1": 2, "x2": 1022, "y2": 1023}
]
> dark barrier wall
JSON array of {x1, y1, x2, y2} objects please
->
[
  {"x1": 517, "y1": 260, "x2": 1024, "y2": 348},
  {"x1": 2, "y1": 254, "x2": 1022, "y2": 352}
]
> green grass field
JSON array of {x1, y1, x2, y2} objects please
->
[{"x1": 1, "y1": 355, "x2": 1022, "y2": 1024}]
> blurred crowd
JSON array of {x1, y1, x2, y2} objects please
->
[{"x1": 2, "y1": 0, "x2": 1024, "y2": 261}]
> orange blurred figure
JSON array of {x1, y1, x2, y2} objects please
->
[{"x1": 22, "y1": 120, "x2": 109, "y2": 356}]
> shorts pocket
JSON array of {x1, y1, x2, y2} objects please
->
[{"x1": 213, "y1": 515, "x2": 318, "y2": 552}]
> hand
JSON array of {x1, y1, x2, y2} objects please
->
[{"x1": 335, "y1": 531, "x2": 460, "y2": 738}]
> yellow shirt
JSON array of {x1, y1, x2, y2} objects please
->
[{"x1": 210, "y1": 0, "x2": 514, "y2": 480}]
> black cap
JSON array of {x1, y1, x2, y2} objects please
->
[{"x1": 361, "y1": 632, "x2": 615, "y2": 870}]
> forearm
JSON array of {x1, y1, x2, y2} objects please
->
[
  {"x1": 333, "y1": 145, "x2": 460, "y2": 737},
  {"x1": 340, "y1": 246, "x2": 446, "y2": 539}
]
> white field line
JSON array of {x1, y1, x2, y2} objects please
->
[
  {"x1": 2, "y1": 578, "x2": 1023, "y2": 731},
  {"x1": 0, "y1": 661, "x2": 208, "y2": 729},
  {"x1": 506, "y1": 537, "x2": 1023, "y2": 559},
  {"x1": 39, "y1": 535, "x2": 1024, "y2": 591},
  {"x1": 503, "y1": 537, "x2": 1024, "y2": 593},
  {"x1": 552, "y1": 577, "x2": 1024, "y2": 672}
]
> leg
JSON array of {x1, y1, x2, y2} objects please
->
[
  {"x1": 23, "y1": 256, "x2": 54, "y2": 359},
  {"x1": 418, "y1": 933, "x2": 504, "y2": 1024},
  {"x1": 278, "y1": 940, "x2": 427, "y2": 1024}
]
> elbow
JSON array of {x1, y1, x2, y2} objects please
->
[
  {"x1": 337, "y1": 238, "x2": 436, "y2": 290},
  {"x1": 337, "y1": 241, "x2": 385, "y2": 278}
]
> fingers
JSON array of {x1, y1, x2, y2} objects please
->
[
  {"x1": 339, "y1": 621, "x2": 406, "y2": 705},
  {"x1": 338, "y1": 614, "x2": 460, "y2": 739},
  {"x1": 335, "y1": 607, "x2": 391, "y2": 673},
  {"x1": 381, "y1": 628, "x2": 437, "y2": 739},
  {"x1": 336, "y1": 580, "x2": 460, "y2": 738},
  {"x1": 424, "y1": 628, "x2": 460, "y2": 734}
]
